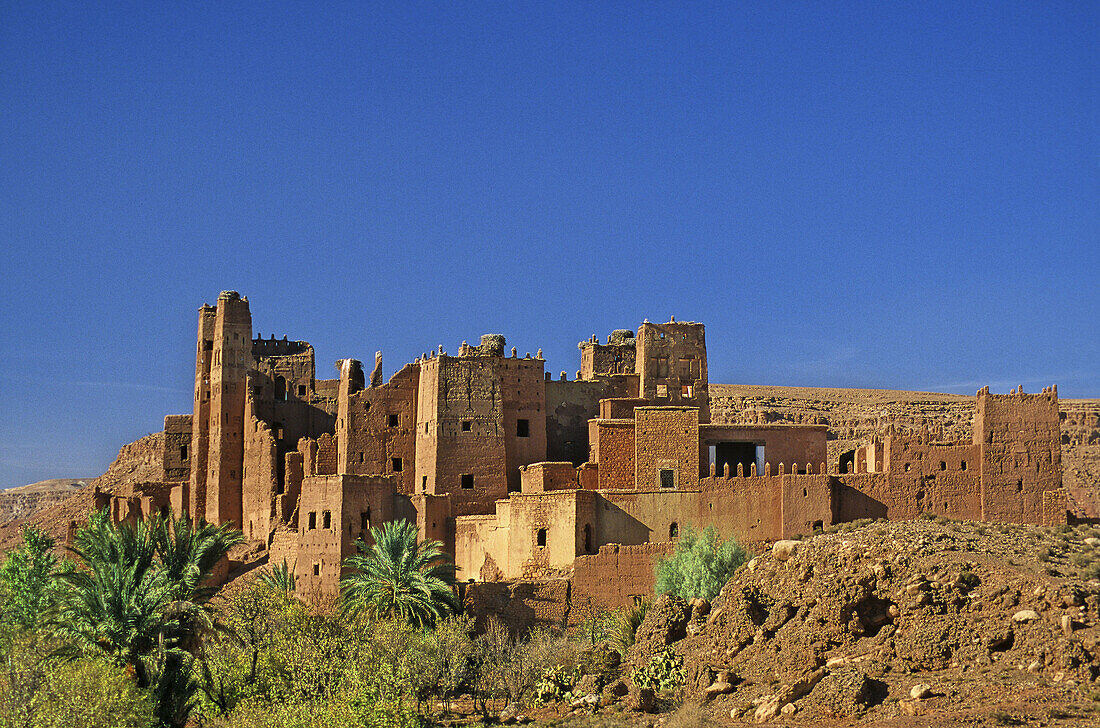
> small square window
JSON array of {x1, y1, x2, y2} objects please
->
[
  {"x1": 308, "y1": 512, "x2": 316, "y2": 530},
  {"x1": 391, "y1": 457, "x2": 403, "y2": 472},
  {"x1": 388, "y1": 413, "x2": 399, "y2": 427},
  {"x1": 516, "y1": 419, "x2": 529, "y2": 437},
  {"x1": 536, "y1": 528, "x2": 547, "y2": 547},
  {"x1": 313, "y1": 563, "x2": 320, "y2": 576},
  {"x1": 461, "y1": 420, "x2": 472, "y2": 432},
  {"x1": 298, "y1": 384, "x2": 307, "y2": 396},
  {"x1": 660, "y1": 469, "x2": 675, "y2": 489},
  {"x1": 461, "y1": 474, "x2": 474, "y2": 490},
  {"x1": 322, "y1": 511, "x2": 331, "y2": 529}
]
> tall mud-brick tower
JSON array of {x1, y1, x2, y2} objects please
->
[
  {"x1": 636, "y1": 319, "x2": 709, "y2": 422},
  {"x1": 188, "y1": 303, "x2": 216, "y2": 518},
  {"x1": 188, "y1": 291, "x2": 252, "y2": 526}
]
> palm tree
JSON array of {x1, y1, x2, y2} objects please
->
[
  {"x1": 257, "y1": 558, "x2": 296, "y2": 594},
  {"x1": 340, "y1": 519, "x2": 458, "y2": 627},
  {"x1": 152, "y1": 509, "x2": 243, "y2": 603},
  {"x1": 51, "y1": 508, "x2": 242, "y2": 728},
  {"x1": 52, "y1": 510, "x2": 177, "y2": 687}
]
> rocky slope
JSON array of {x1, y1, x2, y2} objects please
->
[
  {"x1": 0, "y1": 478, "x2": 90, "y2": 523},
  {"x1": 0, "y1": 432, "x2": 166, "y2": 550},
  {"x1": 628, "y1": 518, "x2": 1100, "y2": 726}
]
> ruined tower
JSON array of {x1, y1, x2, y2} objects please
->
[{"x1": 636, "y1": 319, "x2": 709, "y2": 422}]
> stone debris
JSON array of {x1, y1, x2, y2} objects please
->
[{"x1": 626, "y1": 517, "x2": 1100, "y2": 723}]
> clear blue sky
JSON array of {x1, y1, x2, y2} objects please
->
[{"x1": 1, "y1": 2, "x2": 1096, "y2": 488}]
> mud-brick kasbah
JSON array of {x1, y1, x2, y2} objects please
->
[{"x1": 93, "y1": 291, "x2": 1072, "y2": 621}]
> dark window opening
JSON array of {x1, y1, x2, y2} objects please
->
[
  {"x1": 714, "y1": 442, "x2": 757, "y2": 477},
  {"x1": 1016, "y1": 480, "x2": 1023, "y2": 493},
  {"x1": 388, "y1": 413, "x2": 399, "y2": 427},
  {"x1": 536, "y1": 528, "x2": 547, "y2": 547},
  {"x1": 961, "y1": 460, "x2": 967, "y2": 471},
  {"x1": 391, "y1": 457, "x2": 403, "y2": 472},
  {"x1": 812, "y1": 520, "x2": 824, "y2": 533},
  {"x1": 461, "y1": 474, "x2": 474, "y2": 490},
  {"x1": 803, "y1": 487, "x2": 808, "y2": 497},
  {"x1": 839, "y1": 450, "x2": 856, "y2": 474},
  {"x1": 669, "y1": 522, "x2": 679, "y2": 538},
  {"x1": 660, "y1": 469, "x2": 675, "y2": 489},
  {"x1": 298, "y1": 384, "x2": 307, "y2": 397},
  {"x1": 940, "y1": 461, "x2": 947, "y2": 471},
  {"x1": 944, "y1": 502, "x2": 949, "y2": 511},
  {"x1": 308, "y1": 512, "x2": 316, "y2": 530},
  {"x1": 422, "y1": 476, "x2": 428, "y2": 491},
  {"x1": 203, "y1": 340, "x2": 213, "y2": 351},
  {"x1": 179, "y1": 444, "x2": 188, "y2": 461},
  {"x1": 583, "y1": 523, "x2": 593, "y2": 554},
  {"x1": 904, "y1": 463, "x2": 911, "y2": 472},
  {"x1": 358, "y1": 452, "x2": 364, "y2": 464},
  {"x1": 274, "y1": 376, "x2": 287, "y2": 401},
  {"x1": 361, "y1": 509, "x2": 370, "y2": 532},
  {"x1": 516, "y1": 419, "x2": 530, "y2": 437},
  {"x1": 313, "y1": 563, "x2": 320, "y2": 576},
  {"x1": 322, "y1": 511, "x2": 331, "y2": 529},
  {"x1": 461, "y1": 420, "x2": 472, "y2": 432}
]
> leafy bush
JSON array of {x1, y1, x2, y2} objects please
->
[
  {"x1": 535, "y1": 663, "x2": 582, "y2": 702},
  {"x1": 0, "y1": 527, "x2": 59, "y2": 628},
  {"x1": 631, "y1": 646, "x2": 685, "y2": 694},
  {"x1": 0, "y1": 650, "x2": 156, "y2": 728},
  {"x1": 655, "y1": 526, "x2": 746, "y2": 601}
]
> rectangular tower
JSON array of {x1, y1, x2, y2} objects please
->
[
  {"x1": 974, "y1": 386, "x2": 1062, "y2": 524},
  {"x1": 636, "y1": 319, "x2": 709, "y2": 422},
  {"x1": 188, "y1": 304, "x2": 217, "y2": 518}
]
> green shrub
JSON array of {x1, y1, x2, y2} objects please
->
[
  {"x1": 612, "y1": 600, "x2": 650, "y2": 656},
  {"x1": 0, "y1": 527, "x2": 59, "y2": 628},
  {"x1": 631, "y1": 647, "x2": 685, "y2": 694},
  {"x1": 655, "y1": 526, "x2": 746, "y2": 601},
  {"x1": 1, "y1": 656, "x2": 157, "y2": 728}
]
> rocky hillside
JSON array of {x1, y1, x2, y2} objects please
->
[
  {"x1": 628, "y1": 517, "x2": 1100, "y2": 726},
  {"x1": 0, "y1": 432, "x2": 166, "y2": 550},
  {"x1": 0, "y1": 478, "x2": 90, "y2": 523}
]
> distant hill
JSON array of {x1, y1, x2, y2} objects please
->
[{"x1": 0, "y1": 478, "x2": 92, "y2": 524}]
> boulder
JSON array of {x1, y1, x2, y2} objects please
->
[{"x1": 772, "y1": 540, "x2": 800, "y2": 561}]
